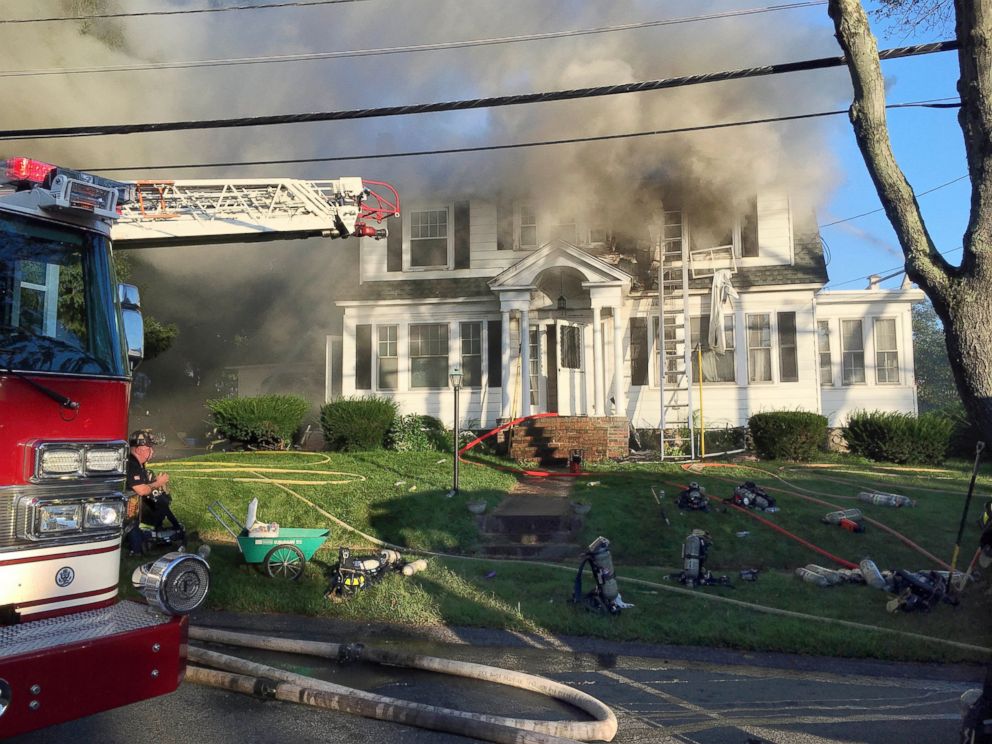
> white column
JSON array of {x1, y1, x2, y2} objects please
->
[
  {"x1": 591, "y1": 305, "x2": 603, "y2": 416},
  {"x1": 520, "y1": 308, "x2": 531, "y2": 417},
  {"x1": 612, "y1": 308, "x2": 624, "y2": 416},
  {"x1": 500, "y1": 310, "x2": 511, "y2": 418}
]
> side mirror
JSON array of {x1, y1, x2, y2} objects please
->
[{"x1": 118, "y1": 283, "x2": 144, "y2": 369}]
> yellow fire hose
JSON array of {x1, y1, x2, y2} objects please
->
[{"x1": 186, "y1": 627, "x2": 617, "y2": 744}]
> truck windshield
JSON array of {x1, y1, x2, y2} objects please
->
[{"x1": 0, "y1": 211, "x2": 126, "y2": 377}]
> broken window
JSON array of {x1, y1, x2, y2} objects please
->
[
  {"x1": 690, "y1": 316, "x2": 736, "y2": 383},
  {"x1": 550, "y1": 213, "x2": 577, "y2": 244}
]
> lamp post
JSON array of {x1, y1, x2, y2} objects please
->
[{"x1": 449, "y1": 365, "x2": 463, "y2": 497}]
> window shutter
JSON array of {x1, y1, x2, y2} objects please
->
[
  {"x1": 454, "y1": 201, "x2": 471, "y2": 269},
  {"x1": 487, "y1": 319, "x2": 502, "y2": 388},
  {"x1": 355, "y1": 324, "x2": 372, "y2": 389},
  {"x1": 496, "y1": 198, "x2": 513, "y2": 250},
  {"x1": 630, "y1": 317, "x2": 648, "y2": 386},
  {"x1": 386, "y1": 215, "x2": 402, "y2": 271}
]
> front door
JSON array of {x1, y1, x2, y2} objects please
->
[{"x1": 555, "y1": 319, "x2": 587, "y2": 415}]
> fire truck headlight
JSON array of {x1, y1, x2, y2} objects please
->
[
  {"x1": 39, "y1": 448, "x2": 83, "y2": 477},
  {"x1": 37, "y1": 503, "x2": 82, "y2": 533},
  {"x1": 84, "y1": 501, "x2": 123, "y2": 529},
  {"x1": 136, "y1": 552, "x2": 210, "y2": 616},
  {"x1": 85, "y1": 445, "x2": 128, "y2": 475}
]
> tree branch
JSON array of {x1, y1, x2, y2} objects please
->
[{"x1": 828, "y1": 0, "x2": 954, "y2": 298}]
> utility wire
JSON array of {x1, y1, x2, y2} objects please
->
[
  {"x1": 824, "y1": 247, "x2": 963, "y2": 290},
  {"x1": 0, "y1": 40, "x2": 957, "y2": 141},
  {"x1": 819, "y1": 174, "x2": 969, "y2": 227},
  {"x1": 83, "y1": 98, "x2": 960, "y2": 174},
  {"x1": 0, "y1": 0, "x2": 367, "y2": 25},
  {"x1": 0, "y1": 2, "x2": 828, "y2": 78}
]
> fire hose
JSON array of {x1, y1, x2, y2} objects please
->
[{"x1": 186, "y1": 626, "x2": 617, "y2": 744}]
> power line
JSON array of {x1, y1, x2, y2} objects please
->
[
  {"x1": 83, "y1": 98, "x2": 959, "y2": 174},
  {"x1": 0, "y1": 0, "x2": 367, "y2": 25},
  {"x1": 0, "y1": 40, "x2": 957, "y2": 142},
  {"x1": 819, "y1": 174, "x2": 969, "y2": 228},
  {"x1": 823, "y1": 247, "x2": 963, "y2": 290},
  {"x1": 0, "y1": 2, "x2": 828, "y2": 78}
]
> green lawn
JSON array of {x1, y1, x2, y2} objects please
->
[{"x1": 121, "y1": 450, "x2": 992, "y2": 664}]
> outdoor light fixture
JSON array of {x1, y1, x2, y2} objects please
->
[
  {"x1": 448, "y1": 366, "x2": 462, "y2": 497},
  {"x1": 557, "y1": 269, "x2": 567, "y2": 311}
]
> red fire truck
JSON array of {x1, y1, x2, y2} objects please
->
[{"x1": 0, "y1": 157, "x2": 397, "y2": 737}]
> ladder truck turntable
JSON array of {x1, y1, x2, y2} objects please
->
[{"x1": 0, "y1": 156, "x2": 398, "y2": 738}]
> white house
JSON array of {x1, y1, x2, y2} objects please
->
[{"x1": 331, "y1": 189, "x2": 922, "y2": 448}]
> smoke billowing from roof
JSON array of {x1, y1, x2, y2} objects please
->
[{"x1": 1, "y1": 0, "x2": 849, "y2": 432}]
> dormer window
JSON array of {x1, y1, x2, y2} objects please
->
[
  {"x1": 409, "y1": 207, "x2": 450, "y2": 268},
  {"x1": 689, "y1": 197, "x2": 759, "y2": 258},
  {"x1": 518, "y1": 203, "x2": 538, "y2": 249}
]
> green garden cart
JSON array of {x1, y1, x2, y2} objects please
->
[{"x1": 207, "y1": 498, "x2": 330, "y2": 580}]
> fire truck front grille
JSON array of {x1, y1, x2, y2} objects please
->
[
  {"x1": 0, "y1": 600, "x2": 170, "y2": 658},
  {"x1": 0, "y1": 481, "x2": 124, "y2": 552}
]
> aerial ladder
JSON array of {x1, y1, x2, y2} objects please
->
[{"x1": 112, "y1": 176, "x2": 399, "y2": 247}]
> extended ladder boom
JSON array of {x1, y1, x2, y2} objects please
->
[{"x1": 112, "y1": 177, "x2": 398, "y2": 248}]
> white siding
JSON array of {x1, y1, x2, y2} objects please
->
[{"x1": 815, "y1": 289, "x2": 922, "y2": 426}]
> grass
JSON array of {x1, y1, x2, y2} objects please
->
[{"x1": 120, "y1": 449, "x2": 992, "y2": 665}]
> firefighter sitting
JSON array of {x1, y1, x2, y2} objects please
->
[{"x1": 124, "y1": 430, "x2": 183, "y2": 555}]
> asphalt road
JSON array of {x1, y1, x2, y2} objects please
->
[{"x1": 9, "y1": 612, "x2": 982, "y2": 744}]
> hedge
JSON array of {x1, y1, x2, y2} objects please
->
[
  {"x1": 320, "y1": 395, "x2": 398, "y2": 451},
  {"x1": 387, "y1": 414, "x2": 450, "y2": 452},
  {"x1": 845, "y1": 410, "x2": 953, "y2": 465},
  {"x1": 747, "y1": 411, "x2": 827, "y2": 461},
  {"x1": 206, "y1": 394, "x2": 308, "y2": 450}
]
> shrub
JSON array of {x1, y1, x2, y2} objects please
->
[
  {"x1": 845, "y1": 410, "x2": 953, "y2": 465},
  {"x1": 206, "y1": 394, "x2": 308, "y2": 450},
  {"x1": 388, "y1": 414, "x2": 449, "y2": 452},
  {"x1": 320, "y1": 396, "x2": 398, "y2": 451},
  {"x1": 747, "y1": 411, "x2": 827, "y2": 461},
  {"x1": 937, "y1": 401, "x2": 984, "y2": 459}
]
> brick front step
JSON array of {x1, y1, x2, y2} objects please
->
[{"x1": 508, "y1": 416, "x2": 629, "y2": 464}]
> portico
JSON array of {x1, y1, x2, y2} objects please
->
[{"x1": 488, "y1": 240, "x2": 632, "y2": 420}]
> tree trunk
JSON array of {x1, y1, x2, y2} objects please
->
[
  {"x1": 933, "y1": 280, "x2": 992, "y2": 440},
  {"x1": 829, "y1": 0, "x2": 992, "y2": 444}
]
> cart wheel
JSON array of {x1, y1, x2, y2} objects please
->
[{"x1": 264, "y1": 544, "x2": 306, "y2": 580}]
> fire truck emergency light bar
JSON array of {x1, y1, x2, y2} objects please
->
[{"x1": 2, "y1": 157, "x2": 134, "y2": 219}]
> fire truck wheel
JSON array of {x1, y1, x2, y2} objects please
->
[{"x1": 264, "y1": 544, "x2": 306, "y2": 580}]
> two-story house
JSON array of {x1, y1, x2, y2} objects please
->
[{"x1": 331, "y1": 189, "x2": 922, "y2": 454}]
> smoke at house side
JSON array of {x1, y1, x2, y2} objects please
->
[{"x1": 0, "y1": 0, "x2": 852, "y2": 435}]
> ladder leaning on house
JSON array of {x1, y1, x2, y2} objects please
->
[{"x1": 658, "y1": 210, "x2": 695, "y2": 460}]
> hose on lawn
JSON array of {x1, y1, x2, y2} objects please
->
[
  {"x1": 682, "y1": 462, "x2": 952, "y2": 569},
  {"x1": 186, "y1": 627, "x2": 617, "y2": 744}
]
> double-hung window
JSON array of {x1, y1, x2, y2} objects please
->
[
  {"x1": 689, "y1": 316, "x2": 736, "y2": 383},
  {"x1": 841, "y1": 320, "x2": 866, "y2": 384},
  {"x1": 874, "y1": 318, "x2": 900, "y2": 384},
  {"x1": 410, "y1": 323, "x2": 448, "y2": 388},
  {"x1": 460, "y1": 322, "x2": 482, "y2": 388},
  {"x1": 409, "y1": 208, "x2": 450, "y2": 268},
  {"x1": 518, "y1": 203, "x2": 538, "y2": 249},
  {"x1": 747, "y1": 314, "x2": 772, "y2": 382},
  {"x1": 377, "y1": 325, "x2": 398, "y2": 389},
  {"x1": 817, "y1": 320, "x2": 833, "y2": 386}
]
